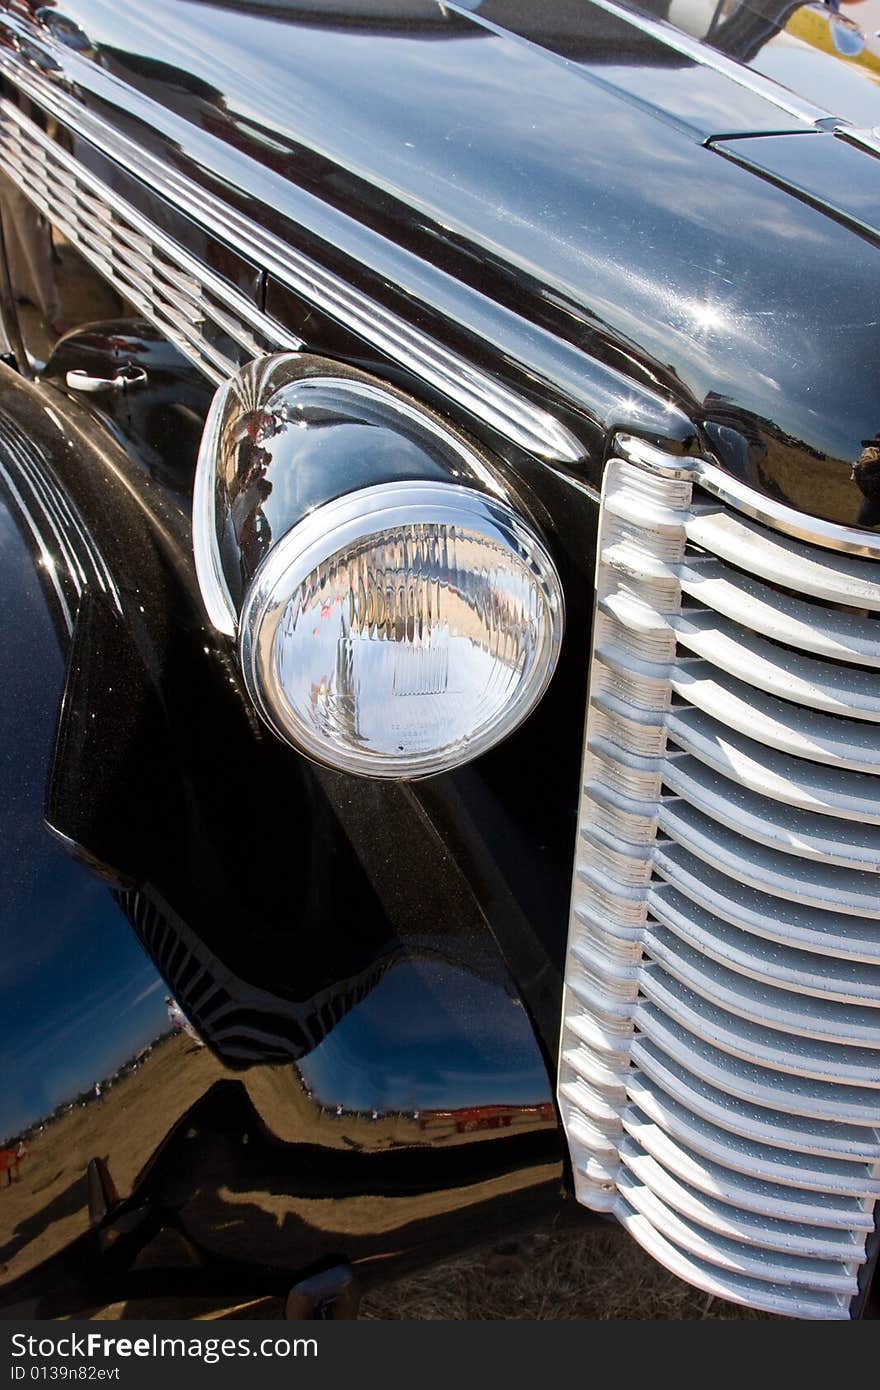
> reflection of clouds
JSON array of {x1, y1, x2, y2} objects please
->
[
  {"x1": 2, "y1": 961, "x2": 163, "y2": 1074},
  {"x1": 121, "y1": 976, "x2": 165, "y2": 1014},
  {"x1": 1, "y1": 947, "x2": 167, "y2": 1137},
  {"x1": 751, "y1": 31, "x2": 880, "y2": 128},
  {"x1": 596, "y1": 58, "x2": 788, "y2": 132}
]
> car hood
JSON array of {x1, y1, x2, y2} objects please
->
[{"x1": 5, "y1": 0, "x2": 880, "y2": 528}]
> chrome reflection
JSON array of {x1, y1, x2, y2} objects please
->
[
  {"x1": 0, "y1": 43, "x2": 590, "y2": 463},
  {"x1": 0, "y1": 406, "x2": 121, "y2": 636}
]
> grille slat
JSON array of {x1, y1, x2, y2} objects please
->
[
  {"x1": 559, "y1": 444, "x2": 880, "y2": 1318},
  {"x1": 630, "y1": 1035, "x2": 880, "y2": 1161},
  {"x1": 617, "y1": 1198, "x2": 850, "y2": 1318},
  {"x1": 686, "y1": 507, "x2": 880, "y2": 609},
  {"x1": 617, "y1": 1139, "x2": 865, "y2": 1261},
  {"x1": 665, "y1": 707, "x2": 880, "y2": 824},
  {"x1": 678, "y1": 557, "x2": 880, "y2": 666},
  {"x1": 672, "y1": 608, "x2": 880, "y2": 723},
  {"x1": 647, "y1": 884, "x2": 880, "y2": 1005},
  {"x1": 638, "y1": 970, "x2": 880, "y2": 1086},
  {"x1": 615, "y1": 1169, "x2": 861, "y2": 1293},
  {"x1": 625, "y1": 1072, "x2": 880, "y2": 1197},
  {"x1": 643, "y1": 927, "x2": 880, "y2": 1046},
  {"x1": 671, "y1": 663, "x2": 880, "y2": 774},
  {"x1": 0, "y1": 98, "x2": 287, "y2": 381},
  {"x1": 597, "y1": 746, "x2": 880, "y2": 871},
  {"x1": 621, "y1": 1111, "x2": 877, "y2": 1223},
  {"x1": 634, "y1": 1004, "x2": 880, "y2": 1124},
  {"x1": 663, "y1": 758, "x2": 880, "y2": 870},
  {"x1": 653, "y1": 843, "x2": 880, "y2": 963},
  {"x1": 660, "y1": 800, "x2": 880, "y2": 916}
]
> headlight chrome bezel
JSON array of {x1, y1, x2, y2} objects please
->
[{"x1": 193, "y1": 357, "x2": 565, "y2": 780}]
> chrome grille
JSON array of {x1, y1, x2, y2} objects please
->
[
  {"x1": 0, "y1": 98, "x2": 293, "y2": 383},
  {"x1": 559, "y1": 437, "x2": 880, "y2": 1319}
]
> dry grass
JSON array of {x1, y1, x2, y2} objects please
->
[
  {"x1": 90, "y1": 1223, "x2": 767, "y2": 1320},
  {"x1": 360, "y1": 1227, "x2": 767, "y2": 1320},
  {"x1": 1, "y1": 1037, "x2": 228, "y2": 1287}
]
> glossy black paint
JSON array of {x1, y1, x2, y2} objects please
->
[
  {"x1": 0, "y1": 0, "x2": 878, "y2": 1319},
  {"x1": 1, "y1": 1, "x2": 879, "y2": 525},
  {"x1": 42, "y1": 321, "x2": 215, "y2": 500},
  {"x1": 714, "y1": 129, "x2": 880, "y2": 244},
  {"x1": 0, "y1": 359, "x2": 586, "y2": 1315}
]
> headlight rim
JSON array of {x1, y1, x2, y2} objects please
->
[{"x1": 239, "y1": 478, "x2": 565, "y2": 780}]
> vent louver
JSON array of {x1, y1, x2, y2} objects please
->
[
  {"x1": 0, "y1": 97, "x2": 282, "y2": 383},
  {"x1": 559, "y1": 438, "x2": 880, "y2": 1319}
]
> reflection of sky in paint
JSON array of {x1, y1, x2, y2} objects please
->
[
  {"x1": 0, "y1": 500, "x2": 169, "y2": 1141},
  {"x1": 298, "y1": 958, "x2": 551, "y2": 1113},
  {"x1": 0, "y1": 881, "x2": 169, "y2": 1139}
]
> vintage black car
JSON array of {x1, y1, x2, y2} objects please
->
[{"x1": 0, "y1": 0, "x2": 878, "y2": 1322}]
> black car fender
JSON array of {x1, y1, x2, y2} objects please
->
[{"x1": 0, "y1": 357, "x2": 577, "y2": 1317}]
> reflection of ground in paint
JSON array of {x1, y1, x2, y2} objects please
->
[
  {"x1": 0, "y1": 1031, "x2": 553, "y2": 1288},
  {"x1": 0, "y1": 1032, "x2": 769, "y2": 1319},
  {"x1": 0, "y1": 1033, "x2": 224, "y2": 1284}
]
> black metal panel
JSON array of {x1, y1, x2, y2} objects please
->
[
  {"x1": 0, "y1": 363, "x2": 571, "y2": 1316},
  {"x1": 0, "y1": 1, "x2": 878, "y2": 526}
]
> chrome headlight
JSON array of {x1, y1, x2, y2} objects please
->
[
  {"x1": 194, "y1": 355, "x2": 564, "y2": 778},
  {"x1": 239, "y1": 480, "x2": 563, "y2": 778}
]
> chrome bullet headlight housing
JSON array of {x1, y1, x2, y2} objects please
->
[{"x1": 194, "y1": 356, "x2": 564, "y2": 778}]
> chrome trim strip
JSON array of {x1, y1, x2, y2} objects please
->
[
  {"x1": 615, "y1": 434, "x2": 880, "y2": 560},
  {"x1": 582, "y1": 0, "x2": 835, "y2": 128},
  {"x1": 0, "y1": 97, "x2": 301, "y2": 384},
  {"x1": 837, "y1": 127, "x2": 880, "y2": 159},
  {"x1": 0, "y1": 452, "x2": 73, "y2": 633},
  {"x1": 0, "y1": 407, "x2": 122, "y2": 633},
  {"x1": 192, "y1": 376, "x2": 238, "y2": 636},
  {"x1": 0, "y1": 41, "x2": 588, "y2": 464}
]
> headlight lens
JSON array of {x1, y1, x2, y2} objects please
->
[{"x1": 239, "y1": 480, "x2": 563, "y2": 778}]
